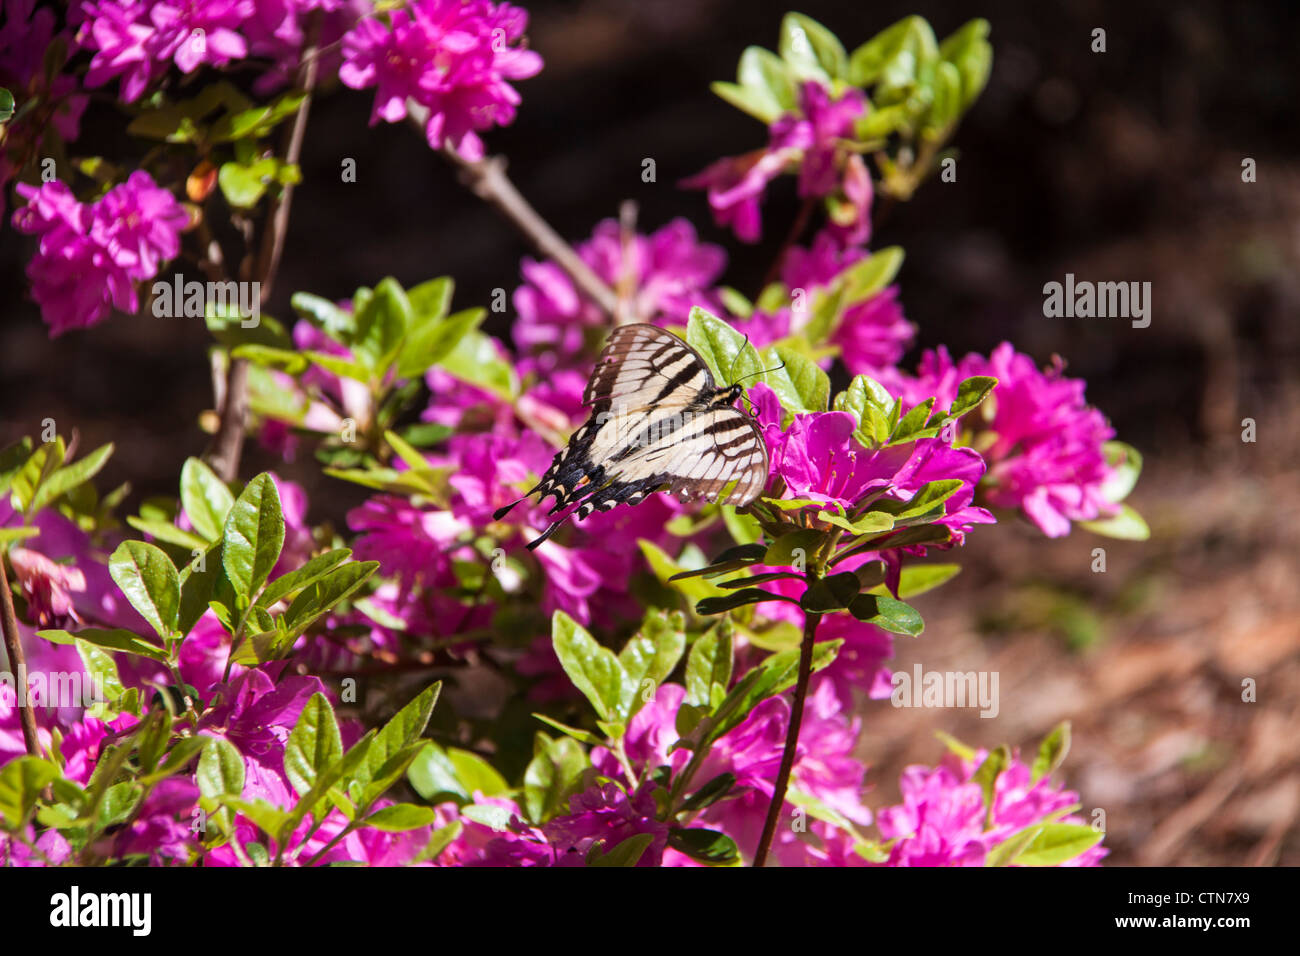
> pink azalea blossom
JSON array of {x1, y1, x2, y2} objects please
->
[
  {"x1": 684, "y1": 81, "x2": 865, "y2": 243},
  {"x1": 885, "y1": 343, "x2": 1118, "y2": 537},
  {"x1": 875, "y1": 749, "x2": 1107, "y2": 866},
  {"x1": 513, "y1": 218, "x2": 726, "y2": 368},
  {"x1": 7, "y1": 547, "x2": 87, "y2": 628},
  {"x1": 13, "y1": 173, "x2": 186, "y2": 334},
  {"x1": 339, "y1": 0, "x2": 542, "y2": 160}
]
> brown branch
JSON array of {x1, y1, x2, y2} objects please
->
[
  {"x1": 753, "y1": 607, "x2": 822, "y2": 867},
  {"x1": 0, "y1": 555, "x2": 42, "y2": 758},
  {"x1": 206, "y1": 13, "x2": 323, "y2": 482},
  {"x1": 409, "y1": 104, "x2": 619, "y2": 318}
]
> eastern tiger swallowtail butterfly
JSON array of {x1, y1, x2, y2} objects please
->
[{"x1": 494, "y1": 323, "x2": 770, "y2": 549}]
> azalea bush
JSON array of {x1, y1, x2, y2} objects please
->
[{"x1": 0, "y1": 3, "x2": 1145, "y2": 867}]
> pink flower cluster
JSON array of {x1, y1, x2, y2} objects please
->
[
  {"x1": 72, "y1": 0, "x2": 364, "y2": 100},
  {"x1": 884, "y1": 343, "x2": 1118, "y2": 537},
  {"x1": 339, "y1": 0, "x2": 543, "y2": 159},
  {"x1": 12, "y1": 173, "x2": 188, "y2": 335},
  {"x1": 513, "y1": 218, "x2": 727, "y2": 370},
  {"x1": 684, "y1": 82, "x2": 868, "y2": 244},
  {"x1": 874, "y1": 749, "x2": 1107, "y2": 867}
]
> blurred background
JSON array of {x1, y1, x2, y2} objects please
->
[{"x1": 3, "y1": 0, "x2": 1298, "y2": 864}]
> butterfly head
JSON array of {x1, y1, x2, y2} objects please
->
[{"x1": 712, "y1": 383, "x2": 744, "y2": 407}]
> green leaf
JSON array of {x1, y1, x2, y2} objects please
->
[
  {"x1": 180, "y1": 457, "x2": 235, "y2": 542},
  {"x1": 971, "y1": 745, "x2": 1010, "y2": 827},
  {"x1": 922, "y1": 60, "x2": 963, "y2": 139},
  {"x1": 397, "y1": 307, "x2": 485, "y2": 379},
  {"x1": 407, "y1": 276, "x2": 454, "y2": 322},
  {"x1": 291, "y1": 291, "x2": 355, "y2": 339},
  {"x1": 364, "y1": 803, "x2": 437, "y2": 832},
  {"x1": 939, "y1": 18, "x2": 993, "y2": 109},
  {"x1": 948, "y1": 375, "x2": 997, "y2": 418},
  {"x1": 218, "y1": 160, "x2": 272, "y2": 208},
  {"x1": 617, "y1": 610, "x2": 686, "y2": 722},
  {"x1": 408, "y1": 745, "x2": 508, "y2": 804},
  {"x1": 668, "y1": 826, "x2": 740, "y2": 865},
  {"x1": 682, "y1": 773, "x2": 736, "y2": 811},
  {"x1": 358, "y1": 682, "x2": 441, "y2": 788},
  {"x1": 686, "y1": 621, "x2": 734, "y2": 710},
  {"x1": 177, "y1": 543, "x2": 224, "y2": 636},
  {"x1": 848, "y1": 17, "x2": 916, "y2": 86},
  {"x1": 551, "y1": 611, "x2": 623, "y2": 722},
  {"x1": 197, "y1": 737, "x2": 246, "y2": 799},
  {"x1": 29, "y1": 443, "x2": 113, "y2": 513},
  {"x1": 75, "y1": 639, "x2": 125, "y2": 720},
  {"x1": 352, "y1": 276, "x2": 411, "y2": 371},
  {"x1": 531, "y1": 714, "x2": 604, "y2": 748},
  {"x1": 523, "y1": 733, "x2": 587, "y2": 823},
  {"x1": 222, "y1": 473, "x2": 285, "y2": 604},
  {"x1": 839, "y1": 247, "x2": 904, "y2": 304},
  {"x1": 799, "y1": 571, "x2": 862, "y2": 612},
  {"x1": 0, "y1": 87, "x2": 13, "y2": 124},
  {"x1": 257, "y1": 549, "x2": 351, "y2": 608},
  {"x1": 284, "y1": 693, "x2": 343, "y2": 797},
  {"x1": 707, "y1": 639, "x2": 842, "y2": 742},
  {"x1": 869, "y1": 563, "x2": 960, "y2": 599},
  {"x1": 39, "y1": 627, "x2": 169, "y2": 662},
  {"x1": 281, "y1": 560, "x2": 378, "y2": 636},
  {"x1": 985, "y1": 824, "x2": 1044, "y2": 867},
  {"x1": 109, "y1": 541, "x2": 180, "y2": 640},
  {"x1": 1012, "y1": 823, "x2": 1103, "y2": 866},
  {"x1": 779, "y1": 13, "x2": 847, "y2": 82},
  {"x1": 587, "y1": 831, "x2": 655, "y2": 867},
  {"x1": 695, "y1": 588, "x2": 785, "y2": 617},
  {"x1": 685, "y1": 307, "x2": 763, "y2": 387},
  {"x1": 1031, "y1": 722, "x2": 1071, "y2": 783},
  {"x1": 1078, "y1": 503, "x2": 1150, "y2": 541},
  {"x1": 762, "y1": 345, "x2": 829, "y2": 414},
  {"x1": 734, "y1": 45, "x2": 799, "y2": 119},
  {"x1": 0, "y1": 757, "x2": 59, "y2": 828},
  {"x1": 0, "y1": 437, "x2": 33, "y2": 499},
  {"x1": 438, "y1": 329, "x2": 517, "y2": 399},
  {"x1": 833, "y1": 374, "x2": 896, "y2": 447},
  {"x1": 1098, "y1": 441, "x2": 1142, "y2": 503},
  {"x1": 847, "y1": 594, "x2": 924, "y2": 636}
]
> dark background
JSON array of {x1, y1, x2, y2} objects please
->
[{"x1": 3, "y1": 0, "x2": 1299, "y2": 865}]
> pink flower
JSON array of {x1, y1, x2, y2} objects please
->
[
  {"x1": 75, "y1": 0, "x2": 253, "y2": 101},
  {"x1": 89, "y1": 171, "x2": 189, "y2": 280},
  {"x1": 684, "y1": 81, "x2": 865, "y2": 243},
  {"x1": 339, "y1": 0, "x2": 542, "y2": 160},
  {"x1": 875, "y1": 749, "x2": 1107, "y2": 866},
  {"x1": 13, "y1": 173, "x2": 185, "y2": 334},
  {"x1": 888, "y1": 343, "x2": 1118, "y2": 537},
  {"x1": 7, "y1": 548, "x2": 87, "y2": 628},
  {"x1": 513, "y1": 218, "x2": 726, "y2": 368}
]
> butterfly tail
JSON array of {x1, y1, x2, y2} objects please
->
[{"x1": 524, "y1": 512, "x2": 571, "y2": 551}]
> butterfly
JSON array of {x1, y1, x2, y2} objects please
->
[{"x1": 494, "y1": 323, "x2": 770, "y2": 549}]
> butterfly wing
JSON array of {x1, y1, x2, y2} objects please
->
[
  {"x1": 583, "y1": 323, "x2": 715, "y2": 410},
  {"x1": 496, "y1": 323, "x2": 770, "y2": 548}
]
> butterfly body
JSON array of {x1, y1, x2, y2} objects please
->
[{"x1": 494, "y1": 324, "x2": 769, "y2": 549}]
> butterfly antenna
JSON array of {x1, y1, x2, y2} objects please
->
[{"x1": 734, "y1": 360, "x2": 786, "y2": 385}]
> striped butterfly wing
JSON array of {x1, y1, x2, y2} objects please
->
[
  {"x1": 499, "y1": 324, "x2": 770, "y2": 548},
  {"x1": 583, "y1": 323, "x2": 713, "y2": 410}
]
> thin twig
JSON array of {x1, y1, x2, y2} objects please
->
[
  {"x1": 753, "y1": 607, "x2": 823, "y2": 867},
  {"x1": 408, "y1": 103, "x2": 619, "y2": 317},
  {"x1": 0, "y1": 556, "x2": 42, "y2": 758},
  {"x1": 614, "y1": 199, "x2": 639, "y2": 325},
  {"x1": 206, "y1": 13, "x2": 323, "y2": 482}
]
